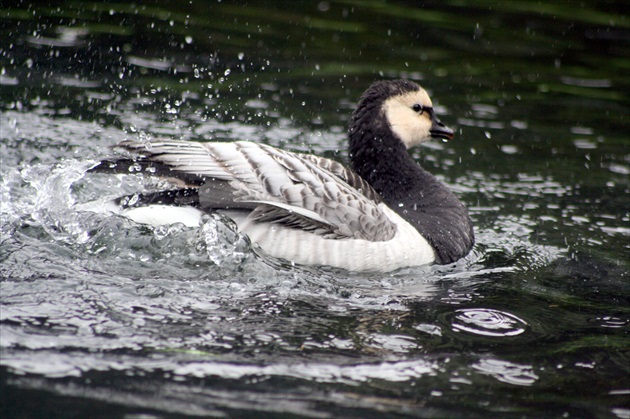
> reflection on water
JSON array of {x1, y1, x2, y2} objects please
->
[
  {"x1": 472, "y1": 358, "x2": 538, "y2": 386},
  {"x1": 1, "y1": 1, "x2": 629, "y2": 417}
]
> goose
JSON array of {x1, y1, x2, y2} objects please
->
[{"x1": 92, "y1": 80, "x2": 474, "y2": 272}]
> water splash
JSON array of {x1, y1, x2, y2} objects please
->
[
  {"x1": 196, "y1": 213, "x2": 251, "y2": 270},
  {"x1": 1, "y1": 160, "x2": 93, "y2": 243},
  {"x1": 29, "y1": 161, "x2": 95, "y2": 244}
]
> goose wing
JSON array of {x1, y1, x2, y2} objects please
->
[
  {"x1": 114, "y1": 140, "x2": 396, "y2": 242},
  {"x1": 299, "y1": 154, "x2": 384, "y2": 203}
]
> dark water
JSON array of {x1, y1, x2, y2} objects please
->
[{"x1": 1, "y1": 1, "x2": 629, "y2": 417}]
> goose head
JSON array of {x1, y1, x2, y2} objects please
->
[{"x1": 349, "y1": 80, "x2": 454, "y2": 151}]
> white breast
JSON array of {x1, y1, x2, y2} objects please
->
[{"x1": 225, "y1": 204, "x2": 435, "y2": 272}]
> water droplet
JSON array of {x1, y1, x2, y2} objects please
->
[
  {"x1": 154, "y1": 225, "x2": 170, "y2": 240},
  {"x1": 317, "y1": 1, "x2": 330, "y2": 12},
  {"x1": 500, "y1": 145, "x2": 518, "y2": 154}
]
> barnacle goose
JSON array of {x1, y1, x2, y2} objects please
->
[{"x1": 91, "y1": 80, "x2": 474, "y2": 271}]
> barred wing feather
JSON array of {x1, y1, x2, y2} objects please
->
[{"x1": 116, "y1": 140, "x2": 396, "y2": 242}]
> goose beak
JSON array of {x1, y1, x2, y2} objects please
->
[{"x1": 430, "y1": 115, "x2": 455, "y2": 141}]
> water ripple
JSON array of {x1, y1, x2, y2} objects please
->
[
  {"x1": 451, "y1": 308, "x2": 528, "y2": 337},
  {"x1": 594, "y1": 316, "x2": 629, "y2": 329},
  {"x1": 472, "y1": 358, "x2": 539, "y2": 386}
]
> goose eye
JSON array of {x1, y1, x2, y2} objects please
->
[{"x1": 412, "y1": 104, "x2": 424, "y2": 114}]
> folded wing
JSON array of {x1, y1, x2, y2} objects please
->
[{"x1": 107, "y1": 140, "x2": 396, "y2": 242}]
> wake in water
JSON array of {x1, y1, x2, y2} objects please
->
[{"x1": 1, "y1": 155, "x2": 564, "y2": 300}]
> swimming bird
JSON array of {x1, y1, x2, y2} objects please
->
[{"x1": 92, "y1": 80, "x2": 474, "y2": 271}]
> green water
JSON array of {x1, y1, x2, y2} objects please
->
[{"x1": 1, "y1": 1, "x2": 629, "y2": 417}]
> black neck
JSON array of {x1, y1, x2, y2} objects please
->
[{"x1": 348, "y1": 114, "x2": 474, "y2": 264}]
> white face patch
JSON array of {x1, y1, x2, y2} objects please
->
[{"x1": 383, "y1": 89, "x2": 434, "y2": 149}]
